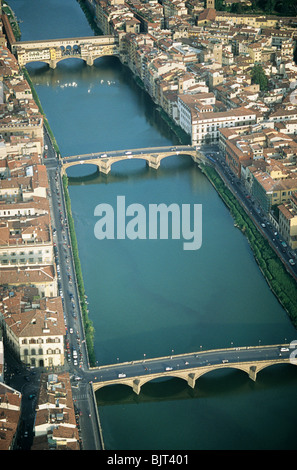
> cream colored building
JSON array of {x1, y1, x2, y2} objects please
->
[
  {"x1": 0, "y1": 265, "x2": 58, "y2": 298},
  {"x1": 1, "y1": 297, "x2": 65, "y2": 368}
]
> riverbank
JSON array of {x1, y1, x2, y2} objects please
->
[{"x1": 202, "y1": 164, "x2": 297, "y2": 329}]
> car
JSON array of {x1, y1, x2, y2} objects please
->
[
  {"x1": 289, "y1": 259, "x2": 295, "y2": 266},
  {"x1": 280, "y1": 347, "x2": 289, "y2": 352},
  {"x1": 281, "y1": 241, "x2": 287, "y2": 247},
  {"x1": 165, "y1": 367, "x2": 173, "y2": 371},
  {"x1": 70, "y1": 328, "x2": 73, "y2": 334},
  {"x1": 222, "y1": 359, "x2": 228, "y2": 363},
  {"x1": 118, "y1": 373, "x2": 126, "y2": 378},
  {"x1": 261, "y1": 223, "x2": 266, "y2": 228},
  {"x1": 101, "y1": 153, "x2": 107, "y2": 158},
  {"x1": 125, "y1": 151, "x2": 132, "y2": 155},
  {"x1": 44, "y1": 154, "x2": 47, "y2": 159},
  {"x1": 28, "y1": 394, "x2": 36, "y2": 400}
]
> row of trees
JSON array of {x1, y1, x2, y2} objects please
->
[{"x1": 63, "y1": 175, "x2": 96, "y2": 366}]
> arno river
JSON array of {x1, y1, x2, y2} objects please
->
[{"x1": 9, "y1": 0, "x2": 297, "y2": 450}]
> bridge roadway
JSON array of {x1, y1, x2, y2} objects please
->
[
  {"x1": 83, "y1": 344, "x2": 294, "y2": 395},
  {"x1": 61, "y1": 145, "x2": 203, "y2": 175}
]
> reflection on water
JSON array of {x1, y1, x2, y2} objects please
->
[{"x1": 96, "y1": 364, "x2": 296, "y2": 407}]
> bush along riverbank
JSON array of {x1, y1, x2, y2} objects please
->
[
  {"x1": 62, "y1": 174, "x2": 96, "y2": 366},
  {"x1": 202, "y1": 164, "x2": 297, "y2": 329}
]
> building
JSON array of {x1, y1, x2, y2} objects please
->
[
  {"x1": 32, "y1": 372, "x2": 80, "y2": 450},
  {"x1": 178, "y1": 93, "x2": 258, "y2": 145},
  {"x1": 0, "y1": 382, "x2": 22, "y2": 450},
  {"x1": 0, "y1": 295, "x2": 65, "y2": 367},
  {"x1": 278, "y1": 192, "x2": 297, "y2": 249}
]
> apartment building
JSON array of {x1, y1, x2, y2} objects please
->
[
  {"x1": 0, "y1": 265, "x2": 57, "y2": 298},
  {"x1": 0, "y1": 382, "x2": 22, "y2": 450},
  {"x1": 178, "y1": 92, "x2": 257, "y2": 145},
  {"x1": 32, "y1": 372, "x2": 80, "y2": 450},
  {"x1": 1, "y1": 296, "x2": 65, "y2": 368},
  {"x1": 251, "y1": 168, "x2": 297, "y2": 213},
  {"x1": 278, "y1": 192, "x2": 297, "y2": 249},
  {"x1": 0, "y1": 209, "x2": 53, "y2": 268}
]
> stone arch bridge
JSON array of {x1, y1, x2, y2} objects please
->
[
  {"x1": 89, "y1": 344, "x2": 295, "y2": 395},
  {"x1": 61, "y1": 145, "x2": 204, "y2": 175},
  {"x1": 11, "y1": 35, "x2": 118, "y2": 68}
]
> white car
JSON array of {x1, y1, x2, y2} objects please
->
[{"x1": 70, "y1": 328, "x2": 73, "y2": 334}]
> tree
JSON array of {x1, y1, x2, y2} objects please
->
[{"x1": 251, "y1": 65, "x2": 269, "y2": 91}]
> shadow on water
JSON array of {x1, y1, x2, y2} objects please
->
[{"x1": 95, "y1": 364, "x2": 296, "y2": 407}]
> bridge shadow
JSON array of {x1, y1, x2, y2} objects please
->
[
  {"x1": 95, "y1": 369, "x2": 252, "y2": 407},
  {"x1": 95, "y1": 363, "x2": 296, "y2": 407}
]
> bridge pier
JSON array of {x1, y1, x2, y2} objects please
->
[
  {"x1": 187, "y1": 373, "x2": 196, "y2": 389},
  {"x1": 49, "y1": 60, "x2": 57, "y2": 69},
  {"x1": 147, "y1": 157, "x2": 160, "y2": 170},
  {"x1": 132, "y1": 379, "x2": 141, "y2": 395},
  {"x1": 98, "y1": 162, "x2": 111, "y2": 175},
  {"x1": 248, "y1": 366, "x2": 258, "y2": 381},
  {"x1": 86, "y1": 56, "x2": 94, "y2": 66}
]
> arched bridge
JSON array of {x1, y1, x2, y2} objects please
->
[
  {"x1": 11, "y1": 35, "x2": 118, "y2": 68},
  {"x1": 88, "y1": 344, "x2": 295, "y2": 395},
  {"x1": 61, "y1": 145, "x2": 204, "y2": 175}
]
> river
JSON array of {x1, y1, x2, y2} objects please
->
[{"x1": 8, "y1": 0, "x2": 297, "y2": 450}]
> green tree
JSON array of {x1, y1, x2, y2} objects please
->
[{"x1": 251, "y1": 65, "x2": 269, "y2": 91}]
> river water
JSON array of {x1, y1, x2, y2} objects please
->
[{"x1": 9, "y1": 0, "x2": 297, "y2": 450}]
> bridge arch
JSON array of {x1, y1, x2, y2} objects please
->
[
  {"x1": 61, "y1": 147, "x2": 202, "y2": 177},
  {"x1": 92, "y1": 358, "x2": 294, "y2": 395}
]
